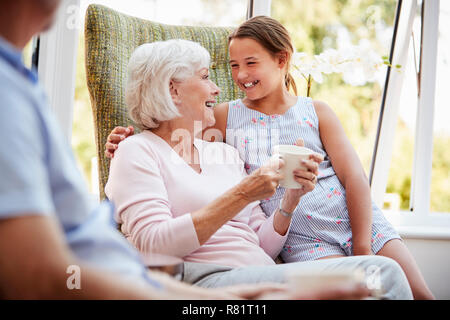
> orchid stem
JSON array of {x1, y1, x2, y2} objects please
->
[{"x1": 306, "y1": 74, "x2": 311, "y2": 97}]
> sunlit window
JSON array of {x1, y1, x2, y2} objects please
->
[{"x1": 430, "y1": 1, "x2": 450, "y2": 213}]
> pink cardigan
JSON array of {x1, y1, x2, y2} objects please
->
[{"x1": 105, "y1": 130, "x2": 289, "y2": 268}]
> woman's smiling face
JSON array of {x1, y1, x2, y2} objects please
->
[
  {"x1": 229, "y1": 37, "x2": 285, "y2": 101},
  {"x1": 172, "y1": 67, "x2": 220, "y2": 129}
]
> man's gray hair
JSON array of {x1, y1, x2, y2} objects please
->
[{"x1": 125, "y1": 39, "x2": 211, "y2": 129}]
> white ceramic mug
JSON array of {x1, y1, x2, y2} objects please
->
[{"x1": 272, "y1": 144, "x2": 315, "y2": 189}]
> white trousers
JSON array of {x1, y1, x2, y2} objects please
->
[{"x1": 182, "y1": 255, "x2": 413, "y2": 300}]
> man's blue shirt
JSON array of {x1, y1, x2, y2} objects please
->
[{"x1": 0, "y1": 36, "x2": 160, "y2": 288}]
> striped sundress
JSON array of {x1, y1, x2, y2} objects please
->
[{"x1": 226, "y1": 97, "x2": 400, "y2": 262}]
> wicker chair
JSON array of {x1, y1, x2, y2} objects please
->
[{"x1": 85, "y1": 4, "x2": 244, "y2": 199}]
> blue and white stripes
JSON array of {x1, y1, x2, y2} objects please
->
[{"x1": 226, "y1": 97, "x2": 400, "y2": 261}]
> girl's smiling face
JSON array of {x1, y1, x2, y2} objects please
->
[{"x1": 229, "y1": 37, "x2": 287, "y2": 101}]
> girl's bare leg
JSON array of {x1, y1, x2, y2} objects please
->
[{"x1": 376, "y1": 239, "x2": 435, "y2": 299}]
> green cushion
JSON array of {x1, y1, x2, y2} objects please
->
[{"x1": 85, "y1": 4, "x2": 244, "y2": 199}]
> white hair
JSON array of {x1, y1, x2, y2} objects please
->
[{"x1": 125, "y1": 39, "x2": 211, "y2": 129}]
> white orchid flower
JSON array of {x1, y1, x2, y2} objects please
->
[
  {"x1": 292, "y1": 52, "x2": 324, "y2": 83},
  {"x1": 342, "y1": 40, "x2": 385, "y2": 84},
  {"x1": 290, "y1": 42, "x2": 392, "y2": 96}
]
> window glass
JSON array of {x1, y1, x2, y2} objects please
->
[
  {"x1": 73, "y1": 0, "x2": 247, "y2": 195},
  {"x1": 430, "y1": 1, "x2": 450, "y2": 213}
]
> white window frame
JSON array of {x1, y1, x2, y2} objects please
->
[
  {"x1": 370, "y1": 0, "x2": 418, "y2": 208},
  {"x1": 38, "y1": 0, "x2": 80, "y2": 142},
  {"x1": 370, "y1": 0, "x2": 450, "y2": 234},
  {"x1": 410, "y1": 0, "x2": 439, "y2": 217},
  {"x1": 248, "y1": 0, "x2": 271, "y2": 18}
]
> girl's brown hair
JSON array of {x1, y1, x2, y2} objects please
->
[{"x1": 228, "y1": 15, "x2": 297, "y2": 95}]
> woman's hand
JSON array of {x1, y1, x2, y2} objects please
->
[
  {"x1": 105, "y1": 126, "x2": 135, "y2": 158},
  {"x1": 281, "y1": 139, "x2": 324, "y2": 212},
  {"x1": 235, "y1": 156, "x2": 284, "y2": 203}
]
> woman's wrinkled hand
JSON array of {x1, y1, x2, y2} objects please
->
[
  {"x1": 105, "y1": 126, "x2": 135, "y2": 158},
  {"x1": 235, "y1": 155, "x2": 285, "y2": 203}
]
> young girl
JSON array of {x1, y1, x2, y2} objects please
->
[{"x1": 106, "y1": 16, "x2": 433, "y2": 299}]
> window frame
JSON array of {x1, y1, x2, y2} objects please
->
[
  {"x1": 410, "y1": 0, "x2": 439, "y2": 217},
  {"x1": 369, "y1": 0, "x2": 417, "y2": 209},
  {"x1": 38, "y1": 0, "x2": 80, "y2": 142},
  {"x1": 248, "y1": 0, "x2": 271, "y2": 18},
  {"x1": 370, "y1": 0, "x2": 450, "y2": 230}
]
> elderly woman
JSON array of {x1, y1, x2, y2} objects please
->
[{"x1": 105, "y1": 39, "x2": 411, "y2": 299}]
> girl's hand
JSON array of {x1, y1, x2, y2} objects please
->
[
  {"x1": 105, "y1": 126, "x2": 135, "y2": 158},
  {"x1": 282, "y1": 138, "x2": 324, "y2": 212},
  {"x1": 236, "y1": 155, "x2": 284, "y2": 203}
]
